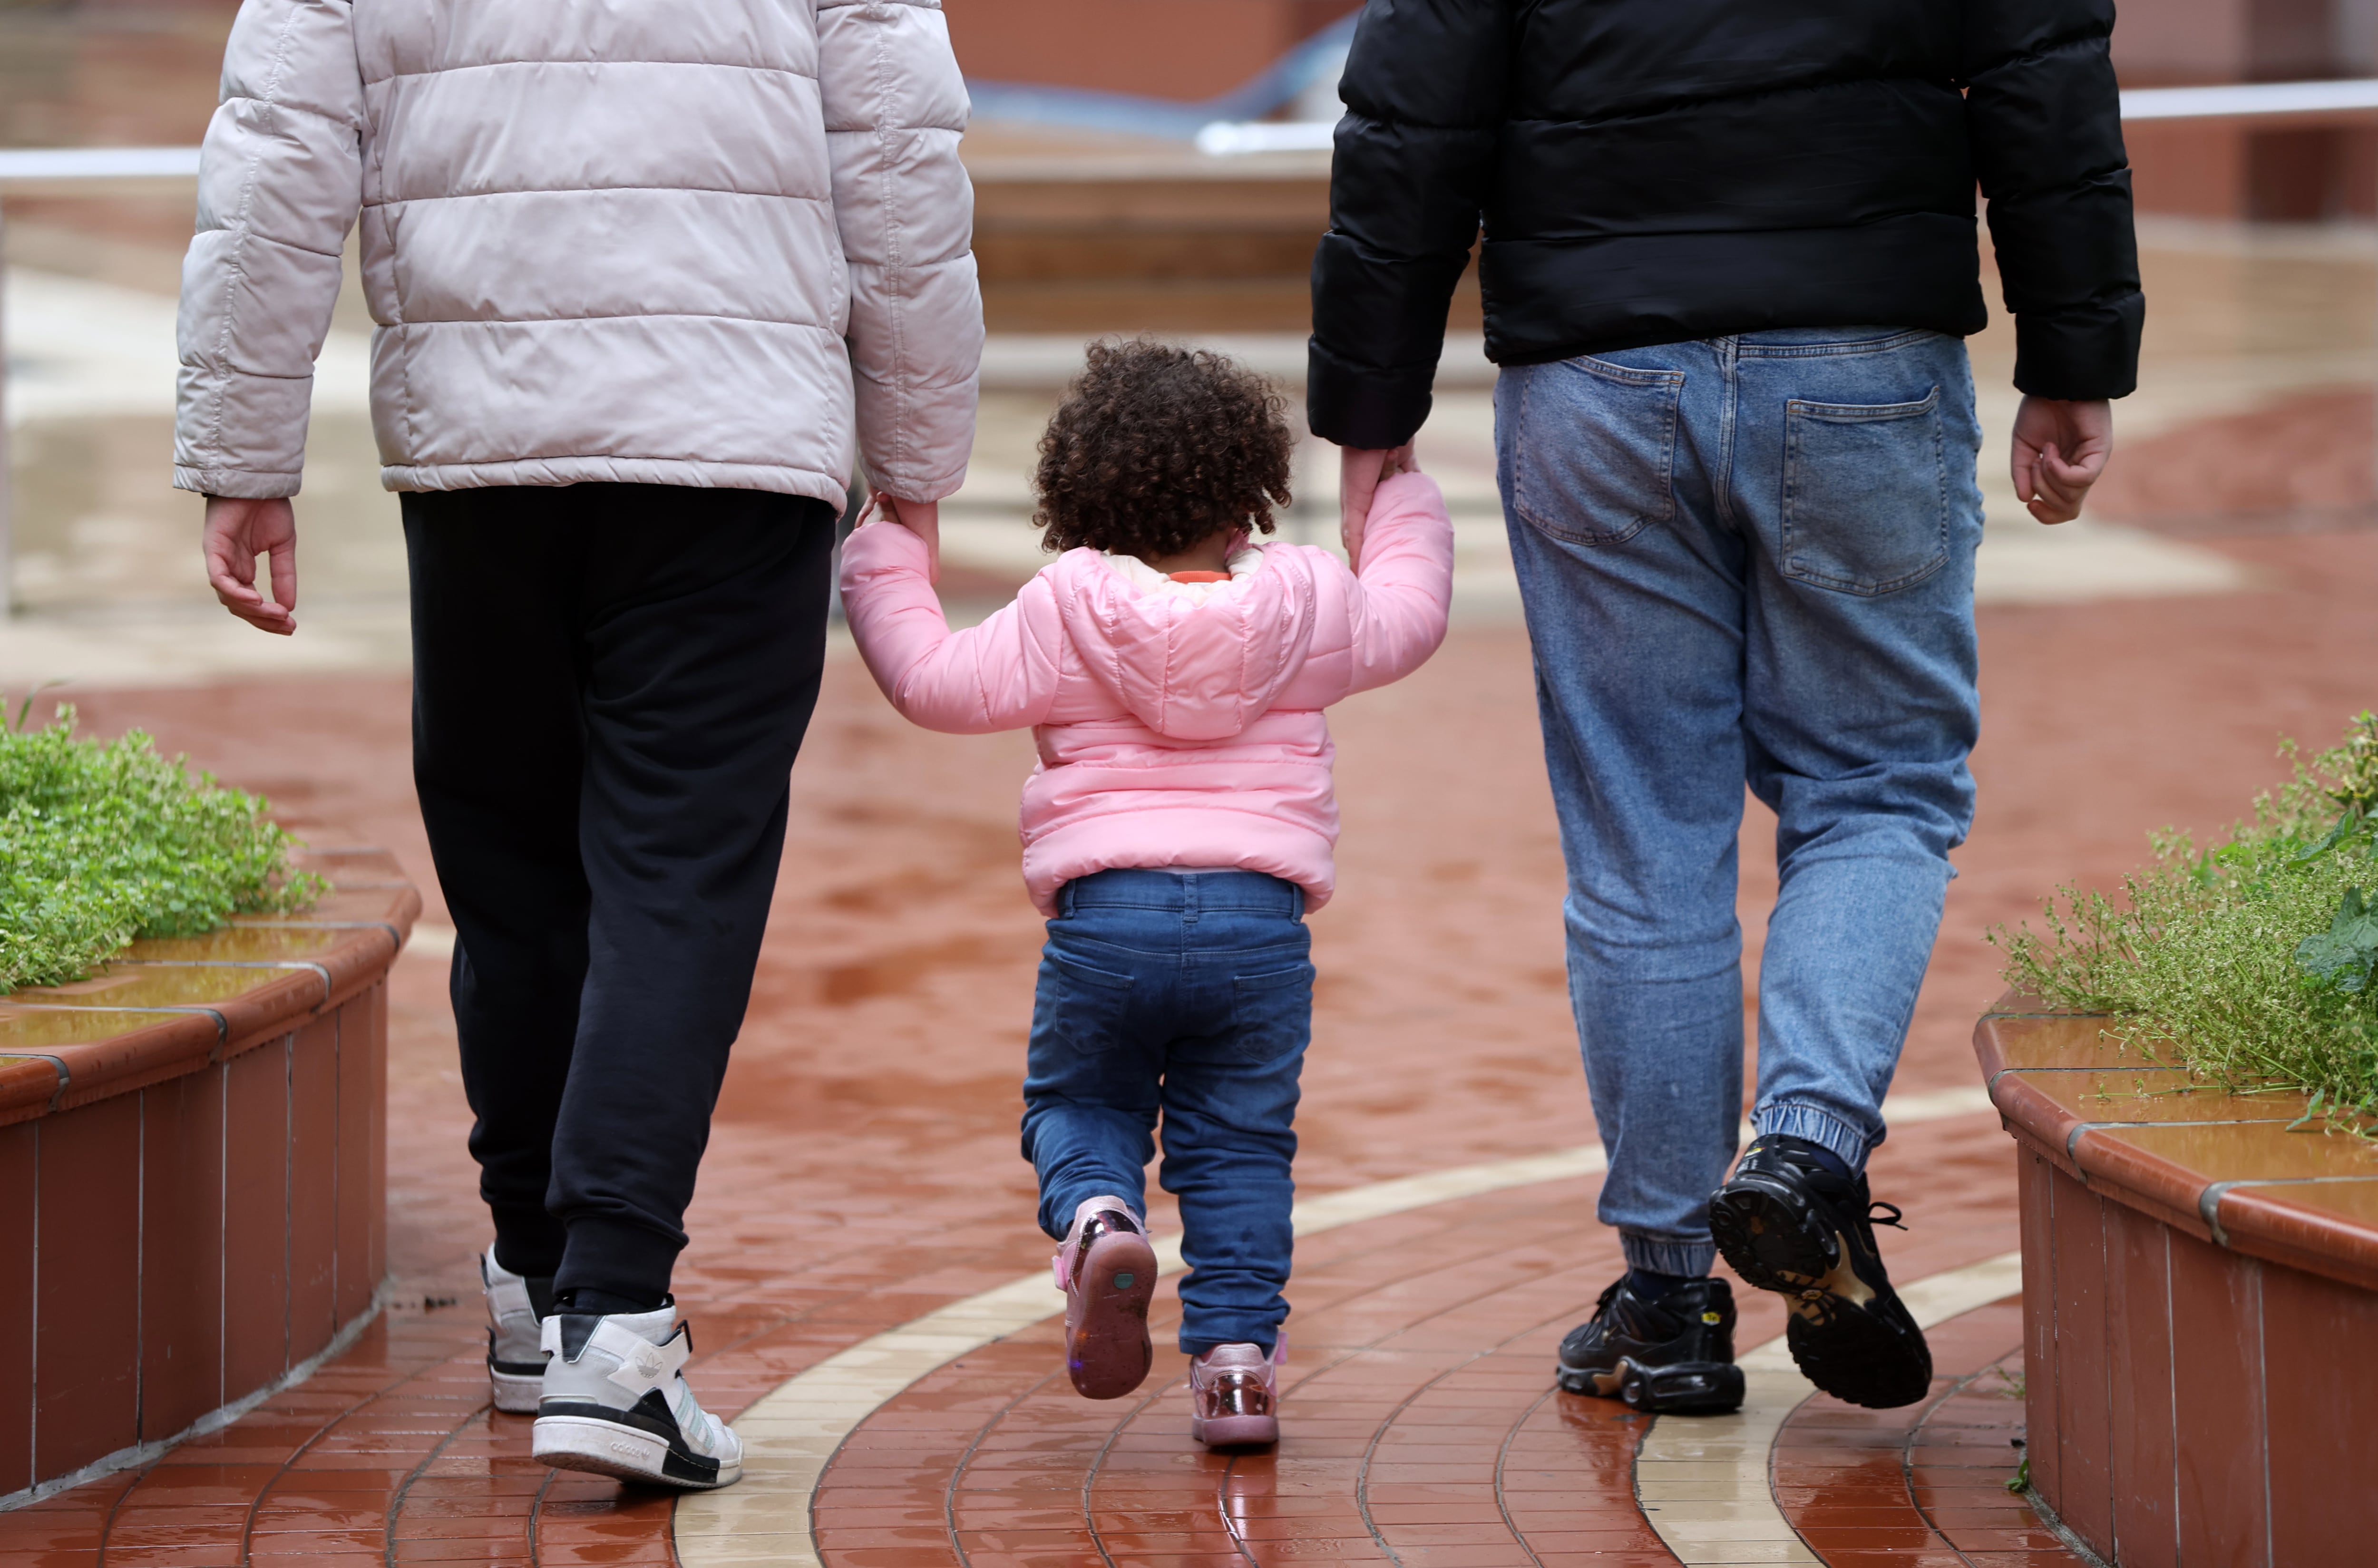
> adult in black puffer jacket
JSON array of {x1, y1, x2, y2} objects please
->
[
  {"x1": 1307, "y1": 0, "x2": 2139, "y2": 1421},
  {"x1": 1309, "y1": 0, "x2": 2141, "y2": 444}
]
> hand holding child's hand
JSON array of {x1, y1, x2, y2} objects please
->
[
  {"x1": 861, "y1": 492, "x2": 942, "y2": 584},
  {"x1": 1338, "y1": 443, "x2": 1418, "y2": 570},
  {"x1": 2010, "y1": 397, "x2": 2113, "y2": 526}
]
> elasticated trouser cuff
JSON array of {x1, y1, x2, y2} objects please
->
[
  {"x1": 1753, "y1": 1101, "x2": 1876, "y2": 1175},
  {"x1": 555, "y1": 1216, "x2": 686, "y2": 1306},
  {"x1": 1620, "y1": 1230, "x2": 1718, "y2": 1279},
  {"x1": 490, "y1": 1204, "x2": 567, "y2": 1279}
]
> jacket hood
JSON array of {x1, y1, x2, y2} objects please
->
[{"x1": 1054, "y1": 544, "x2": 1318, "y2": 741}]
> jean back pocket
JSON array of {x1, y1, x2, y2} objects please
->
[
  {"x1": 1780, "y1": 387, "x2": 1948, "y2": 596},
  {"x1": 1228, "y1": 961, "x2": 1314, "y2": 1063},
  {"x1": 1040, "y1": 950, "x2": 1135, "y2": 1052},
  {"x1": 1505, "y1": 355, "x2": 1684, "y2": 546}
]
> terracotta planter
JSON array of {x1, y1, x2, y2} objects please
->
[
  {"x1": 1975, "y1": 997, "x2": 2378, "y2": 1567},
  {"x1": 0, "y1": 847, "x2": 418, "y2": 1504}
]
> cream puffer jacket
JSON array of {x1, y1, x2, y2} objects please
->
[{"x1": 174, "y1": 0, "x2": 982, "y2": 508}]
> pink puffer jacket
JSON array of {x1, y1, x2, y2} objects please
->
[{"x1": 840, "y1": 471, "x2": 1455, "y2": 912}]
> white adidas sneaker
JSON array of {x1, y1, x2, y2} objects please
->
[
  {"x1": 531, "y1": 1307, "x2": 743, "y2": 1490},
  {"x1": 480, "y1": 1251, "x2": 552, "y2": 1414}
]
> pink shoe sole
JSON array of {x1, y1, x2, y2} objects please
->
[
  {"x1": 1065, "y1": 1228, "x2": 1158, "y2": 1400},
  {"x1": 1192, "y1": 1411, "x2": 1279, "y2": 1447}
]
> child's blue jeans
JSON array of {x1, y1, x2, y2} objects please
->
[{"x1": 1021, "y1": 867, "x2": 1311, "y2": 1355}]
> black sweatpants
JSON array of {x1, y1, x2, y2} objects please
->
[{"x1": 403, "y1": 482, "x2": 836, "y2": 1303}]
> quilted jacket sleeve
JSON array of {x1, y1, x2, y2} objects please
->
[
  {"x1": 839, "y1": 519, "x2": 1063, "y2": 733},
  {"x1": 174, "y1": 0, "x2": 366, "y2": 498},
  {"x1": 1962, "y1": 0, "x2": 2142, "y2": 399},
  {"x1": 819, "y1": 0, "x2": 984, "y2": 503},
  {"x1": 1336, "y1": 471, "x2": 1454, "y2": 697},
  {"x1": 1307, "y1": 0, "x2": 1508, "y2": 450}
]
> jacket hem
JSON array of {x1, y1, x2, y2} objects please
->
[
  {"x1": 1023, "y1": 828, "x2": 1337, "y2": 916},
  {"x1": 380, "y1": 458, "x2": 849, "y2": 508},
  {"x1": 1475, "y1": 220, "x2": 1991, "y2": 370}
]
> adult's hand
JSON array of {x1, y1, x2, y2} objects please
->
[
  {"x1": 202, "y1": 496, "x2": 299, "y2": 634},
  {"x1": 2010, "y1": 397, "x2": 2113, "y2": 526},
  {"x1": 868, "y1": 494, "x2": 941, "y2": 585},
  {"x1": 1338, "y1": 442, "x2": 1416, "y2": 569}
]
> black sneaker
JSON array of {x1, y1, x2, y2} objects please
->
[
  {"x1": 1706, "y1": 1133, "x2": 1931, "y2": 1409},
  {"x1": 1555, "y1": 1275, "x2": 1745, "y2": 1414}
]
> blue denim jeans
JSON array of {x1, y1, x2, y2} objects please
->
[
  {"x1": 1021, "y1": 868, "x2": 1312, "y2": 1353},
  {"x1": 1496, "y1": 327, "x2": 1984, "y2": 1277}
]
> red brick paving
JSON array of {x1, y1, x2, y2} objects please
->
[
  {"x1": 0, "y1": 521, "x2": 2371, "y2": 1562},
  {"x1": 1772, "y1": 1300, "x2": 2076, "y2": 1566}
]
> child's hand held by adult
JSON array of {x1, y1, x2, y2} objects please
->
[
  {"x1": 202, "y1": 495, "x2": 299, "y2": 635},
  {"x1": 863, "y1": 493, "x2": 943, "y2": 585},
  {"x1": 2010, "y1": 396, "x2": 2113, "y2": 526},
  {"x1": 1337, "y1": 442, "x2": 1418, "y2": 569}
]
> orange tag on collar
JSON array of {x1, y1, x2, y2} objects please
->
[{"x1": 1168, "y1": 570, "x2": 1231, "y2": 584}]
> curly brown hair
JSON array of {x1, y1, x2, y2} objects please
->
[{"x1": 1033, "y1": 340, "x2": 1295, "y2": 558}]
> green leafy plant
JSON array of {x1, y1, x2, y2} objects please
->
[
  {"x1": 2296, "y1": 886, "x2": 2378, "y2": 996},
  {"x1": 1992, "y1": 712, "x2": 2378, "y2": 1120},
  {"x1": 0, "y1": 696, "x2": 322, "y2": 993}
]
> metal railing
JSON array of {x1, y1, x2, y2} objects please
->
[
  {"x1": 1196, "y1": 75, "x2": 2378, "y2": 151},
  {"x1": 7, "y1": 82, "x2": 2378, "y2": 613}
]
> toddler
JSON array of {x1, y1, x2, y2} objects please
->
[{"x1": 839, "y1": 341, "x2": 1452, "y2": 1445}]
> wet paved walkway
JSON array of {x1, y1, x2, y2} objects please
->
[{"x1": 1, "y1": 522, "x2": 2374, "y2": 1565}]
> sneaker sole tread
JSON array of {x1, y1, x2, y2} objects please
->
[
  {"x1": 532, "y1": 1413, "x2": 741, "y2": 1490},
  {"x1": 489, "y1": 1365, "x2": 543, "y2": 1415},
  {"x1": 1710, "y1": 1180, "x2": 1931, "y2": 1410},
  {"x1": 1556, "y1": 1356, "x2": 1745, "y2": 1414}
]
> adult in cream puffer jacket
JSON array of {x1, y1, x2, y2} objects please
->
[
  {"x1": 170, "y1": 0, "x2": 984, "y2": 1493},
  {"x1": 174, "y1": 0, "x2": 981, "y2": 504}
]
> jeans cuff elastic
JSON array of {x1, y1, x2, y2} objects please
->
[
  {"x1": 1620, "y1": 1231, "x2": 1717, "y2": 1279},
  {"x1": 555, "y1": 1216, "x2": 684, "y2": 1305},
  {"x1": 1753, "y1": 1101, "x2": 1876, "y2": 1173}
]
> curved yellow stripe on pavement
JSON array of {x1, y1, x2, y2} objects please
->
[
  {"x1": 1633, "y1": 1249, "x2": 2026, "y2": 1566},
  {"x1": 672, "y1": 1085, "x2": 1997, "y2": 1566}
]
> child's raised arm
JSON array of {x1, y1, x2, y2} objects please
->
[
  {"x1": 1339, "y1": 469, "x2": 1455, "y2": 696},
  {"x1": 839, "y1": 517, "x2": 1065, "y2": 734}
]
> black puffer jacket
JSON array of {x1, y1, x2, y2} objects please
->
[{"x1": 1308, "y1": 0, "x2": 2143, "y2": 448}]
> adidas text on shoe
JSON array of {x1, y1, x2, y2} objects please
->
[
  {"x1": 1556, "y1": 1276, "x2": 1745, "y2": 1414},
  {"x1": 480, "y1": 1250, "x2": 553, "y2": 1415},
  {"x1": 1707, "y1": 1133, "x2": 1932, "y2": 1409},
  {"x1": 1189, "y1": 1341, "x2": 1283, "y2": 1447},
  {"x1": 531, "y1": 1308, "x2": 742, "y2": 1489},
  {"x1": 1053, "y1": 1196, "x2": 1158, "y2": 1400}
]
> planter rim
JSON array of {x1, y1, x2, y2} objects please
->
[
  {"x1": 0, "y1": 847, "x2": 420, "y2": 1127},
  {"x1": 1975, "y1": 989, "x2": 2378, "y2": 1294}
]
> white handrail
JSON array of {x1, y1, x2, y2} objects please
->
[
  {"x1": 1198, "y1": 75, "x2": 2378, "y2": 155},
  {"x1": 7, "y1": 75, "x2": 2378, "y2": 614},
  {"x1": 0, "y1": 146, "x2": 202, "y2": 182},
  {"x1": 2120, "y1": 77, "x2": 2378, "y2": 120}
]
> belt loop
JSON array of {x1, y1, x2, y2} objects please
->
[
  {"x1": 1057, "y1": 878, "x2": 1074, "y2": 919},
  {"x1": 1183, "y1": 870, "x2": 1199, "y2": 924}
]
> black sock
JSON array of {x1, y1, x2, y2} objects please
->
[
  {"x1": 1796, "y1": 1141, "x2": 1857, "y2": 1182},
  {"x1": 556, "y1": 1286, "x2": 669, "y2": 1317},
  {"x1": 1626, "y1": 1267, "x2": 1698, "y2": 1302}
]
